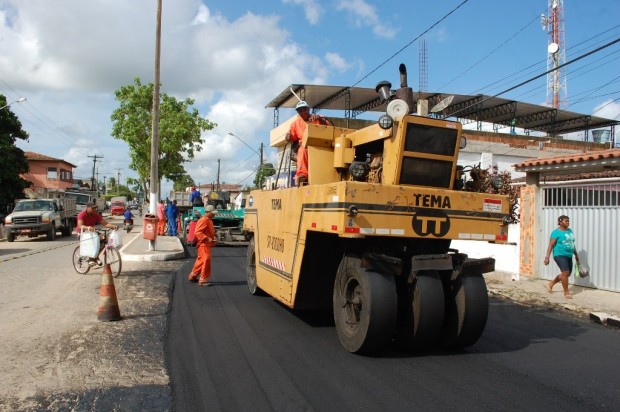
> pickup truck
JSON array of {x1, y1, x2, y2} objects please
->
[{"x1": 4, "y1": 198, "x2": 77, "y2": 242}]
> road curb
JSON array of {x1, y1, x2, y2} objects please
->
[
  {"x1": 488, "y1": 285, "x2": 620, "y2": 329},
  {"x1": 119, "y1": 234, "x2": 185, "y2": 262}
]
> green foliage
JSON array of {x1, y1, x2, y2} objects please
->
[
  {"x1": 253, "y1": 163, "x2": 276, "y2": 189},
  {"x1": 173, "y1": 174, "x2": 195, "y2": 192},
  {"x1": 110, "y1": 78, "x2": 216, "y2": 194},
  {"x1": 0, "y1": 95, "x2": 30, "y2": 205},
  {"x1": 477, "y1": 167, "x2": 520, "y2": 224}
]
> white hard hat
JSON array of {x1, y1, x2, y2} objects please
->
[{"x1": 295, "y1": 100, "x2": 309, "y2": 110}]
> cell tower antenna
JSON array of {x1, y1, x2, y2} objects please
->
[
  {"x1": 419, "y1": 37, "x2": 428, "y2": 97},
  {"x1": 542, "y1": 0, "x2": 567, "y2": 109}
]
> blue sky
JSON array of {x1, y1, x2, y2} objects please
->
[{"x1": 1, "y1": 0, "x2": 618, "y2": 195}]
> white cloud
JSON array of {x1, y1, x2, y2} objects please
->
[
  {"x1": 325, "y1": 52, "x2": 350, "y2": 73},
  {"x1": 593, "y1": 99, "x2": 620, "y2": 120},
  {"x1": 0, "y1": 0, "x2": 332, "y2": 189},
  {"x1": 282, "y1": 0, "x2": 322, "y2": 25},
  {"x1": 335, "y1": 0, "x2": 396, "y2": 39}
]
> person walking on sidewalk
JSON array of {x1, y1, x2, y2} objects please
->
[
  {"x1": 188, "y1": 205, "x2": 218, "y2": 286},
  {"x1": 544, "y1": 215, "x2": 580, "y2": 299}
]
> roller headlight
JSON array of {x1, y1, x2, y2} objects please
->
[
  {"x1": 349, "y1": 161, "x2": 370, "y2": 181},
  {"x1": 378, "y1": 114, "x2": 393, "y2": 130}
]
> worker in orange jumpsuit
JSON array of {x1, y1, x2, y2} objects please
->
[
  {"x1": 285, "y1": 100, "x2": 330, "y2": 186},
  {"x1": 188, "y1": 205, "x2": 217, "y2": 286},
  {"x1": 156, "y1": 200, "x2": 166, "y2": 235}
]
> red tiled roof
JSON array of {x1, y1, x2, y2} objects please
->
[
  {"x1": 25, "y1": 151, "x2": 77, "y2": 168},
  {"x1": 514, "y1": 149, "x2": 620, "y2": 169},
  {"x1": 512, "y1": 169, "x2": 620, "y2": 183}
]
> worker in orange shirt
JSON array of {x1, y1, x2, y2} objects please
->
[
  {"x1": 188, "y1": 205, "x2": 218, "y2": 286},
  {"x1": 285, "y1": 100, "x2": 330, "y2": 186},
  {"x1": 156, "y1": 200, "x2": 166, "y2": 235}
]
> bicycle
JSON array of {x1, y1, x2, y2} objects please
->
[{"x1": 73, "y1": 228, "x2": 123, "y2": 277}]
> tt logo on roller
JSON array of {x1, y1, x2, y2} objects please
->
[{"x1": 411, "y1": 208, "x2": 450, "y2": 237}]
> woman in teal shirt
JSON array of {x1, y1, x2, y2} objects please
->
[{"x1": 544, "y1": 215, "x2": 580, "y2": 299}]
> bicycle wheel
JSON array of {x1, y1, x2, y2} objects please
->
[
  {"x1": 103, "y1": 247, "x2": 123, "y2": 277},
  {"x1": 73, "y1": 246, "x2": 91, "y2": 274}
]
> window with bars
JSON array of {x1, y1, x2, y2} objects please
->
[{"x1": 543, "y1": 184, "x2": 620, "y2": 207}]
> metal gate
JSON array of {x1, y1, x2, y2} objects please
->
[{"x1": 540, "y1": 182, "x2": 620, "y2": 292}]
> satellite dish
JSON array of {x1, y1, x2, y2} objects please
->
[
  {"x1": 548, "y1": 42, "x2": 559, "y2": 54},
  {"x1": 386, "y1": 99, "x2": 409, "y2": 119},
  {"x1": 430, "y1": 95, "x2": 454, "y2": 113}
]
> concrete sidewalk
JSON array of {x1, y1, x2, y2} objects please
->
[
  {"x1": 485, "y1": 271, "x2": 620, "y2": 328},
  {"x1": 119, "y1": 233, "x2": 186, "y2": 262}
]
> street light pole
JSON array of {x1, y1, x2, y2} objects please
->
[
  {"x1": 0, "y1": 97, "x2": 27, "y2": 110},
  {"x1": 227, "y1": 132, "x2": 261, "y2": 157}
]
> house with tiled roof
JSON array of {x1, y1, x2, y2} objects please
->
[
  {"x1": 451, "y1": 133, "x2": 620, "y2": 292},
  {"x1": 22, "y1": 151, "x2": 77, "y2": 196},
  {"x1": 513, "y1": 149, "x2": 620, "y2": 292}
]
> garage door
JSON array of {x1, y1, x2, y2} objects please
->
[{"x1": 540, "y1": 182, "x2": 620, "y2": 292}]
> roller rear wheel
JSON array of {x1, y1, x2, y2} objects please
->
[
  {"x1": 396, "y1": 270, "x2": 445, "y2": 351},
  {"x1": 333, "y1": 255, "x2": 397, "y2": 354},
  {"x1": 440, "y1": 275, "x2": 489, "y2": 349}
]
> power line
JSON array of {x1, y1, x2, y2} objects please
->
[
  {"x1": 351, "y1": 0, "x2": 472, "y2": 88},
  {"x1": 470, "y1": 24, "x2": 620, "y2": 97},
  {"x1": 438, "y1": 12, "x2": 542, "y2": 91},
  {"x1": 446, "y1": 37, "x2": 620, "y2": 119}
]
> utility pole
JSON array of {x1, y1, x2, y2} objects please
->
[
  {"x1": 115, "y1": 168, "x2": 122, "y2": 194},
  {"x1": 88, "y1": 155, "x2": 103, "y2": 193},
  {"x1": 216, "y1": 159, "x2": 221, "y2": 191},
  {"x1": 259, "y1": 143, "x2": 264, "y2": 167},
  {"x1": 150, "y1": 0, "x2": 162, "y2": 216}
]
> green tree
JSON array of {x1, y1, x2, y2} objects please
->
[
  {"x1": 173, "y1": 174, "x2": 195, "y2": 192},
  {"x1": 107, "y1": 177, "x2": 117, "y2": 192},
  {"x1": 126, "y1": 177, "x2": 143, "y2": 197},
  {"x1": 0, "y1": 95, "x2": 30, "y2": 205},
  {"x1": 110, "y1": 78, "x2": 216, "y2": 195},
  {"x1": 253, "y1": 163, "x2": 276, "y2": 189}
]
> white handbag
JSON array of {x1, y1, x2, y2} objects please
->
[
  {"x1": 108, "y1": 230, "x2": 123, "y2": 250},
  {"x1": 80, "y1": 231, "x2": 100, "y2": 258}
]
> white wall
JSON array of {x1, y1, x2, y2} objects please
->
[{"x1": 451, "y1": 223, "x2": 520, "y2": 279}]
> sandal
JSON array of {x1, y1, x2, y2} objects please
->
[
  {"x1": 545, "y1": 283, "x2": 553, "y2": 294},
  {"x1": 564, "y1": 294, "x2": 573, "y2": 299}
]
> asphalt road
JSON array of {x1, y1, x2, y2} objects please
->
[{"x1": 168, "y1": 247, "x2": 620, "y2": 411}]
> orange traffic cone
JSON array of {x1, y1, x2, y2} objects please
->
[{"x1": 97, "y1": 263, "x2": 122, "y2": 321}]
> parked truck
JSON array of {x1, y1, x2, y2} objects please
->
[
  {"x1": 110, "y1": 196, "x2": 128, "y2": 216},
  {"x1": 243, "y1": 65, "x2": 511, "y2": 354},
  {"x1": 4, "y1": 197, "x2": 77, "y2": 242},
  {"x1": 64, "y1": 191, "x2": 105, "y2": 216}
]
